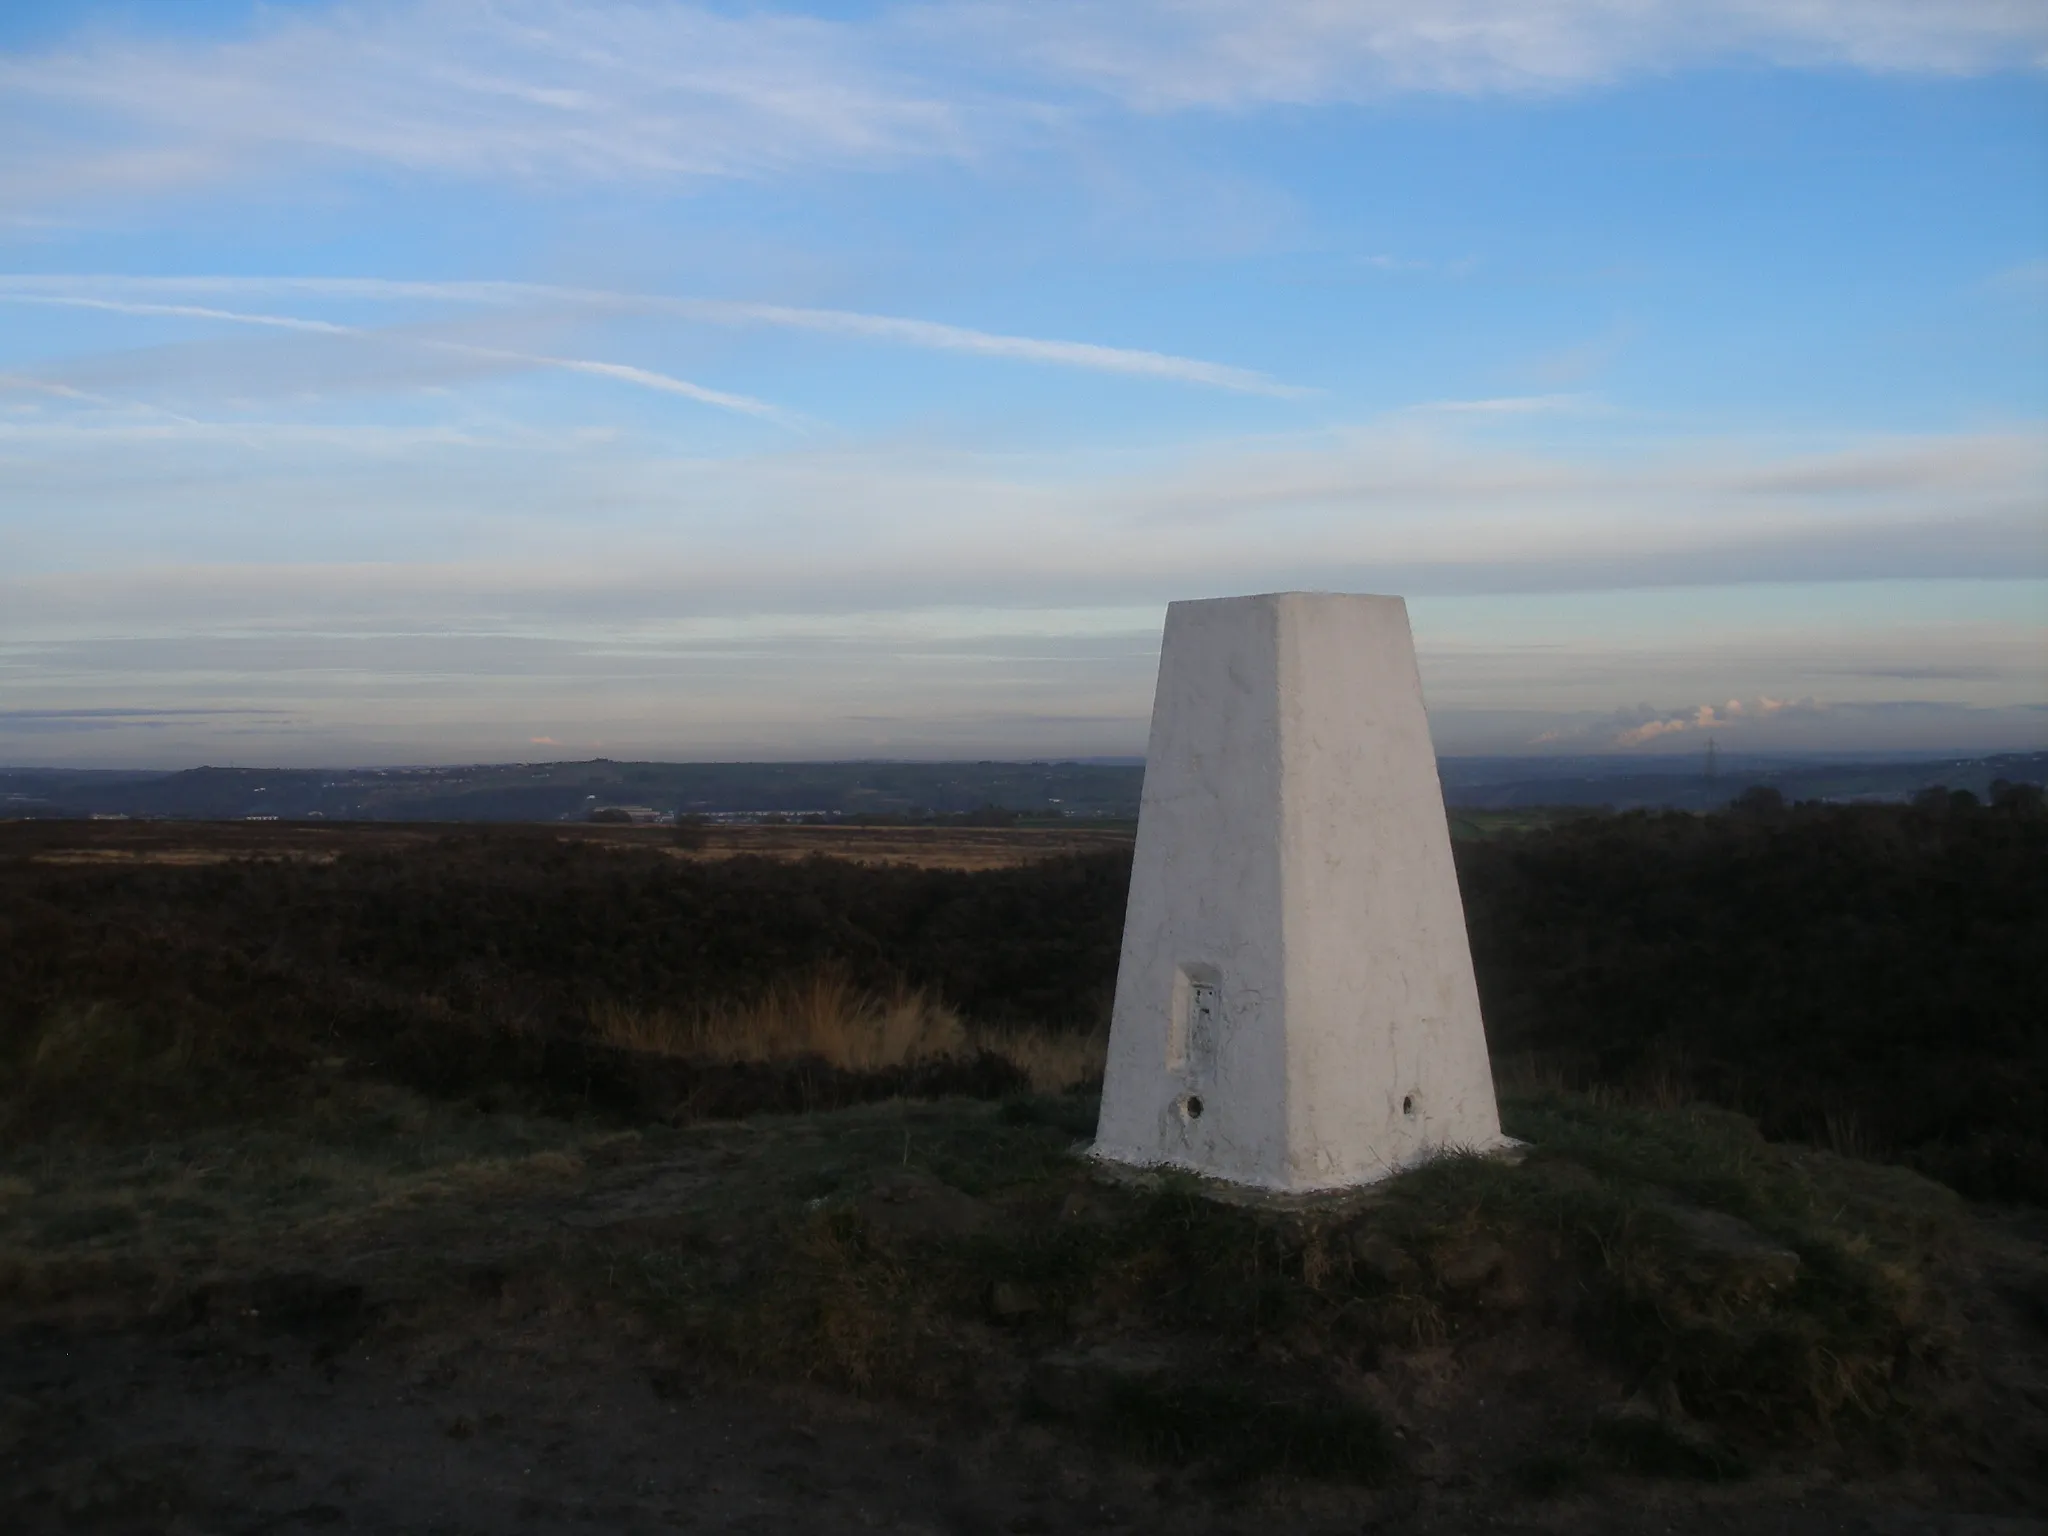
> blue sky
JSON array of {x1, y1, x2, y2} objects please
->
[{"x1": 1, "y1": 0, "x2": 2043, "y2": 766}]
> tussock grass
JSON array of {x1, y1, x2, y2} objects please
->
[
  {"x1": 979, "y1": 1023, "x2": 1106, "y2": 1094},
  {"x1": 1387, "y1": 1095, "x2": 1961, "y2": 1431},
  {"x1": 588, "y1": 968, "x2": 1107, "y2": 1093},
  {"x1": 608, "y1": 1089, "x2": 1969, "y2": 1486},
  {"x1": 1, "y1": 999, "x2": 262, "y2": 1143},
  {"x1": 590, "y1": 972, "x2": 967, "y2": 1072}
]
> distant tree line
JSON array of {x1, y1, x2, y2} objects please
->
[{"x1": 1458, "y1": 787, "x2": 2046, "y2": 1201}]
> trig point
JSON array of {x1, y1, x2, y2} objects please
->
[{"x1": 1092, "y1": 592, "x2": 1508, "y2": 1192}]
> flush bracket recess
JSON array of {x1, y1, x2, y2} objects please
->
[{"x1": 1167, "y1": 962, "x2": 1223, "y2": 1089}]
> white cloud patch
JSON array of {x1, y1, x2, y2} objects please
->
[
  {"x1": 1528, "y1": 695, "x2": 1834, "y2": 748},
  {"x1": 1604, "y1": 695, "x2": 1825, "y2": 747}
]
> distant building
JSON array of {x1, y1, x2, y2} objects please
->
[{"x1": 586, "y1": 805, "x2": 669, "y2": 825}]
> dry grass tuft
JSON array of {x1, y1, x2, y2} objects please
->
[
  {"x1": 588, "y1": 969, "x2": 1106, "y2": 1093},
  {"x1": 589, "y1": 971, "x2": 965, "y2": 1072},
  {"x1": 28, "y1": 1003, "x2": 163, "y2": 1085},
  {"x1": 972, "y1": 1022, "x2": 1106, "y2": 1094}
]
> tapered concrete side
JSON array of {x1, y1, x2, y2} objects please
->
[
  {"x1": 1091, "y1": 596, "x2": 1293, "y2": 1187},
  {"x1": 1092, "y1": 592, "x2": 1506, "y2": 1192}
]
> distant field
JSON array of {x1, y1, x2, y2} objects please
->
[
  {"x1": 7, "y1": 810, "x2": 1559, "y2": 866},
  {"x1": 4, "y1": 817, "x2": 1135, "y2": 871},
  {"x1": 667, "y1": 822, "x2": 1135, "y2": 868},
  {"x1": 1444, "y1": 806, "x2": 1600, "y2": 839},
  {"x1": 16, "y1": 811, "x2": 1549, "y2": 866}
]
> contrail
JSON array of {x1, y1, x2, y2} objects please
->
[
  {"x1": 0, "y1": 275, "x2": 1306, "y2": 397},
  {"x1": 656, "y1": 298, "x2": 1308, "y2": 396},
  {"x1": 0, "y1": 292, "x2": 787, "y2": 420},
  {"x1": 4, "y1": 294, "x2": 353, "y2": 333}
]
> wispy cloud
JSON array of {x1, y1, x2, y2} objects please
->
[
  {"x1": 1407, "y1": 394, "x2": 1596, "y2": 416},
  {"x1": 941, "y1": 0, "x2": 2048, "y2": 110},
  {"x1": 0, "y1": 706, "x2": 290, "y2": 736},
  {"x1": 2, "y1": 1, "x2": 2039, "y2": 216},
  {"x1": 0, "y1": 707, "x2": 275, "y2": 721},
  {"x1": 3, "y1": 410, "x2": 2039, "y2": 609},
  {"x1": 0, "y1": 275, "x2": 1301, "y2": 397},
  {"x1": 0, "y1": 1, "x2": 970, "y2": 209},
  {"x1": 1991, "y1": 258, "x2": 2048, "y2": 293},
  {"x1": 0, "y1": 373, "x2": 106, "y2": 403},
  {"x1": 4, "y1": 593, "x2": 2039, "y2": 764},
  {"x1": 1715, "y1": 435, "x2": 2045, "y2": 497}
]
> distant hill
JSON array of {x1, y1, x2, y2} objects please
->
[
  {"x1": 1438, "y1": 750, "x2": 2048, "y2": 812},
  {"x1": 2, "y1": 751, "x2": 2040, "y2": 823},
  {"x1": 0, "y1": 759, "x2": 1146, "y2": 823}
]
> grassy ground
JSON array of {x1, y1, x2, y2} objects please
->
[
  {"x1": 607, "y1": 1091, "x2": 1973, "y2": 1483},
  {"x1": 6, "y1": 1077, "x2": 2031, "y2": 1509},
  {"x1": 3, "y1": 817, "x2": 2043, "y2": 1526},
  {"x1": 0, "y1": 1080, "x2": 614, "y2": 1315}
]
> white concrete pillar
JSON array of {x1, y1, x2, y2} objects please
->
[{"x1": 1092, "y1": 592, "x2": 1507, "y2": 1191}]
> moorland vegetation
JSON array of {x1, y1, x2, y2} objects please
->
[
  {"x1": 0, "y1": 793, "x2": 2043, "y2": 1517},
  {"x1": 2, "y1": 793, "x2": 2040, "y2": 1199}
]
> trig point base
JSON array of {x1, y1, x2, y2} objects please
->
[{"x1": 1092, "y1": 592, "x2": 1508, "y2": 1192}]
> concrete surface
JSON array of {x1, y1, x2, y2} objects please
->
[{"x1": 1093, "y1": 592, "x2": 1508, "y2": 1191}]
